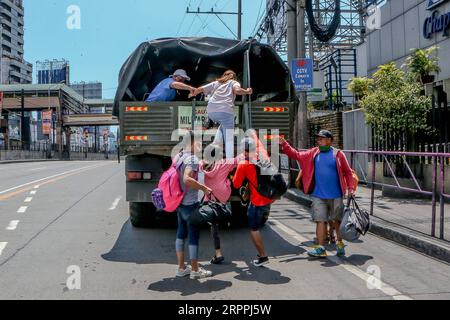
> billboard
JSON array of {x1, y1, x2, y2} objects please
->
[{"x1": 42, "y1": 110, "x2": 52, "y2": 135}]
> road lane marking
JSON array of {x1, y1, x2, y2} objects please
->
[
  {"x1": 30, "y1": 191, "x2": 37, "y2": 195},
  {"x1": 0, "y1": 163, "x2": 107, "y2": 195},
  {"x1": 17, "y1": 206, "x2": 28, "y2": 213},
  {"x1": 269, "y1": 218, "x2": 413, "y2": 301},
  {"x1": 0, "y1": 163, "x2": 110, "y2": 201},
  {"x1": 24, "y1": 197, "x2": 33, "y2": 203},
  {"x1": 109, "y1": 196, "x2": 122, "y2": 210},
  {"x1": 0, "y1": 242, "x2": 7, "y2": 256},
  {"x1": 6, "y1": 220, "x2": 19, "y2": 231}
]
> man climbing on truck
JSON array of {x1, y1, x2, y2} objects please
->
[{"x1": 146, "y1": 69, "x2": 195, "y2": 102}]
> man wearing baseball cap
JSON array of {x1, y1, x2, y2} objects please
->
[
  {"x1": 145, "y1": 69, "x2": 195, "y2": 102},
  {"x1": 279, "y1": 130, "x2": 356, "y2": 258}
]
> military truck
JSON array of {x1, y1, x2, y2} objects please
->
[{"x1": 113, "y1": 37, "x2": 297, "y2": 228}]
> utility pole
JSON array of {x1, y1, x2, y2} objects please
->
[
  {"x1": 237, "y1": 0, "x2": 242, "y2": 40},
  {"x1": 286, "y1": 0, "x2": 298, "y2": 147},
  {"x1": 21, "y1": 89, "x2": 24, "y2": 150},
  {"x1": 297, "y1": 0, "x2": 308, "y2": 149},
  {"x1": 186, "y1": 0, "x2": 242, "y2": 40}
]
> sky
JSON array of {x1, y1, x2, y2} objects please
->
[{"x1": 23, "y1": 0, "x2": 266, "y2": 99}]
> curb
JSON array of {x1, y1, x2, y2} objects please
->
[{"x1": 284, "y1": 189, "x2": 450, "y2": 264}]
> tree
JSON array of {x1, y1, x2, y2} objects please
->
[
  {"x1": 348, "y1": 77, "x2": 373, "y2": 102},
  {"x1": 404, "y1": 46, "x2": 440, "y2": 84},
  {"x1": 360, "y1": 62, "x2": 432, "y2": 148}
]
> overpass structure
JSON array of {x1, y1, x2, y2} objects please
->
[{"x1": 0, "y1": 84, "x2": 117, "y2": 156}]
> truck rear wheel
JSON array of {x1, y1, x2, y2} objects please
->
[{"x1": 129, "y1": 202, "x2": 157, "y2": 228}]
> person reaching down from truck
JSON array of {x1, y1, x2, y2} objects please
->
[
  {"x1": 279, "y1": 130, "x2": 356, "y2": 258},
  {"x1": 200, "y1": 144, "x2": 245, "y2": 264},
  {"x1": 190, "y1": 70, "x2": 253, "y2": 161},
  {"x1": 146, "y1": 69, "x2": 195, "y2": 102},
  {"x1": 175, "y1": 131, "x2": 214, "y2": 280},
  {"x1": 232, "y1": 137, "x2": 274, "y2": 267}
]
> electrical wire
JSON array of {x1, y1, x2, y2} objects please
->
[{"x1": 305, "y1": 0, "x2": 340, "y2": 43}]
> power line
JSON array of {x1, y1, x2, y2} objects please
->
[
  {"x1": 186, "y1": 0, "x2": 242, "y2": 40},
  {"x1": 176, "y1": 0, "x2": 193, "y2": 36},
  {"x1": 194, "y1": 0, "x2": 223, "y2": 35}
]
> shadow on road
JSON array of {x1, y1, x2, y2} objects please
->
[
  {"x1": 102, "y1": 219, "x2": 300, "y2": 295},
  {"x1": 148, "y1": 278, "x2": 233, "y2": 297}
]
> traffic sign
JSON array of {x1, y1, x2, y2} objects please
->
[{"x1": 291, "y1": 58, "x2": 313, "y2": 92}]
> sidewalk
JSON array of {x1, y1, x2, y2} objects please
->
[{"x1": 285, "y1": 187, "x2": 450, "y2": 263}]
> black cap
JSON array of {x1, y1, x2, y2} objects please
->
[{"x1": 315, "y1": 130, "x2": 334, "y2": 139}]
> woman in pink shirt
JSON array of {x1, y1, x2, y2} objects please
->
[{"x1": 200, "y1": 145, "x2": 243, "y2": 264}]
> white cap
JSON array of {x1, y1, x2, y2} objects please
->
[{"x1": 170, "y1": 69, "x2": 191, "y2": 81}]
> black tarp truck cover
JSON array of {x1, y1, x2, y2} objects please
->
[{"x1": 113, "y1": 37, "x2": 293, "y2": 117}]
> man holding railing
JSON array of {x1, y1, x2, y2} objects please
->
[{"x1": 280, "y1": 130, "x2": 356, "y2": 258}]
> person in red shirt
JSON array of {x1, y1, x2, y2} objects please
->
[{"x1": 233, "y1": 137, "x2": 274, "y2": 267}]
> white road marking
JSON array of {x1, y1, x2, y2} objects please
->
[
  {"x1": 109, "y1": 196, "x2": 122, "y2": 210},
  {"x1": 24, "y1": 197, "x2": 33, "y2": 203},
  {"x1": 269, "y1": 218, "x2": 413, "y2": 300},
  {"x1": 0, "y1": 163, "x2": 108, "y2": 195},
  {"x1": 0, "y1": 242, "x2": 7, "y2": 256},
  {"x1": 6, "y1": 220, "x2": 20, "y2": 231},
  {"x1": 30, "y1": 190, "x2": 37, "y2": 195},
  {"x1": 17, "y1": 206, "x2": 28, "y2": 213}
]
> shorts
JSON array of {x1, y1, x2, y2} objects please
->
[
  {"x1": 311, "y1": 197, "x2": 344, "y2": 222},
  {"x1": 248, "y1": 204, "x2": 271, "y2": 231}
]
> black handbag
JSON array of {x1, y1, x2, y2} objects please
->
[{"x1": 189, "y1": 194, "x2": 232, "y2": 226}]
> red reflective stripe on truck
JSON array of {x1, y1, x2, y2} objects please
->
[
  {"x1": 263, "y1": 107, "x2": 286, "y2": 112},
  {"x1": 125, "y1": 106, "x2": 149, "y2": 112},
  {"x1": 125, "y1": 136, "x2": 149, "y2": 141}
]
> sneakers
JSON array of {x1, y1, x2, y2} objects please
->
[
  {"x1": 336, "y1": 241, "x2": 346, "y2": 256},
  {"x1": 307, "y1": 246, "x2": 327, "y2": 258},
  {"x1": 210, "y1": 256, "x2": 225, "y2": 265},
  {"x1": 176, "y1": 266, "x2": 191, "y2": 278},
  {"x1": 252, "y1": 255, "x2": 269, "y2": 267},
  {"x1": 190, "y1": 267, "x2": 213, "y2": 280}
]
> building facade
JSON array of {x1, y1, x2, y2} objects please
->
[
  {"x1": 362, "y1": 0, "x2": 450, "y2": 149},
  {"x1": 70, "y1": 82, "x2": 102, "y2": 99},
  {"x1": 36, "y1": 60, "x2": 70, "y2": 84},
  {"x1": 0, "y1": 0, "x2": 32, "y2": 84}
]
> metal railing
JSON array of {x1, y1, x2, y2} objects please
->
[{"x1": 291, "y1": 149, "x2": 449, "y2": 240}]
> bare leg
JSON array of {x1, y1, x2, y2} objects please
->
[
  {"x1": 316, "y1": 222, "x2": 327, "y2": 247},
  {"x1": 176, "y1": 251, "x2": 185, "y2": 270},
  {"x1": 333, "y1": 220, "x2": 342, "y2": 242},
  {"x1": 191, "y1": 259, "x2": 199, "y2": 272},
  {"x1": 250, "y1": 230, "x2": 267, "y2": 257}
]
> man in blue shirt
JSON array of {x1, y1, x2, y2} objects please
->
[{"x1": 146, "y1": 69, "x2": 195, "y2": 102}]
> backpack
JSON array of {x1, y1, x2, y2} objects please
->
[
  {"x1": 252, "y1": 159, "x2": 288, "y2": 200},
  {"x1": 339, "y1": 196, "x2": 371, "y2": 242},
  {"x1": 153, "y1": 153, "x2": 186, "y2": 213}
]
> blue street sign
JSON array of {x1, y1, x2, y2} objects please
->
[{"x1": 292, "y1": 58, "x2": 314, "y2": 92}]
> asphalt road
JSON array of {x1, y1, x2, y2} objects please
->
[{"x1": 0, "y1": 160, "x2": 449, "y2": 300}]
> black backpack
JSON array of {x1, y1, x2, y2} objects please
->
[{"x1": 251, "y1": 159, "x2": 288, "y2": 200}]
